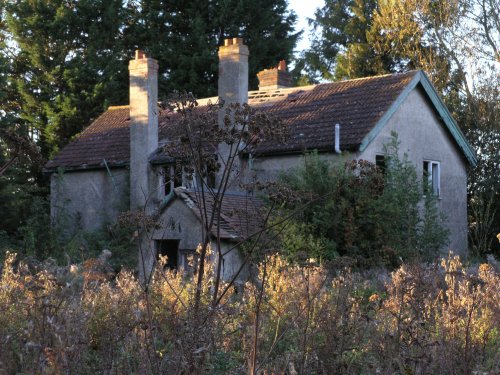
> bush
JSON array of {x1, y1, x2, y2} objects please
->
[{"x1": 274, "y1": 134, "x2": 449, "y2": 267}]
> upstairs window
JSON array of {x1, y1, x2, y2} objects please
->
[
  {"x1": 164, "y1": 165, "x2": 183, "y2": 195},
  {"x1": 375, "y1": 154, "x2": 386, "y2": 174},
  {"x1": 423, "y1": 160, "x2": 440, "y2": 197}
]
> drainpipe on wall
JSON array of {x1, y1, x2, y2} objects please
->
[{"x1": 335, "y1": 123, "x2": 341, "y2": 154}]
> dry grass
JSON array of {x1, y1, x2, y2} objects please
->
[{"x1": 0, "y1": 252, "x2": 498, "y2": 374}]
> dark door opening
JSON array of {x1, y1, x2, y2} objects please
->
[{"x1": 157, "y1": 240, "x2": 179, "y2": 269}]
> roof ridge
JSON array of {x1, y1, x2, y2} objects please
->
[
  {"x1": 106, "y1": 72, "x2": 419, "y2": 109},
  {"x1": 315, "y1": 69, "x2": 421, "y2": 86},
  {"x1": 330, "y1": 70, "x2": 419, "y2": 84}
]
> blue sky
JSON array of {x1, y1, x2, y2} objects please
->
[{"x1": 289, "y1": 0, "x2": 325, "y2": 52}]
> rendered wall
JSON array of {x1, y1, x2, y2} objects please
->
[{"x1": 50, "y1": 168, "x2": 129, "y2": 236}]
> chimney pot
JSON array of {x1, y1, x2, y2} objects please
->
[
  {"x1": 224, "y1": 38, "x2": 233, "y2": 46},
  {"x1": 233, "y1": 37, "x2": 243, "y2": 45},
  {"x1": 278, "y1": 60, "x2": 287, "y2": 71},
  {"x1": 135, "y1": 50, "x2": 146, "y2": 60}
]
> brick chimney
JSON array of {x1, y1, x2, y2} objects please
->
[
  {"x1": 257, "y1": 60, "x2": 292, "y2": 90},
  {"x1": 218, "y1": 38, "x2": 249, "y2": 105},
  {"x1": 129, "y1": 50, "x2": 158, "y2": 211}
]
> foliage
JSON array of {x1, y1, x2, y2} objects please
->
[
  {"x1": 130, "y1": 0, "x2": 298, "y2": 97},
  {"x1": 275, "y1": 135, "x2": 448, "y2": 266},
  {"x1": 298, "y1": 0, "x2": 380, "y2": 82},
  {"x1": 3, "y1": 0, "x2": 129, "y2": 157},
  {"x1": 0, "y1": 251, "x2": 498, "y2": 374},
  {"x1": 1, "y1": 0, "x2": 298, "y2": 159}
]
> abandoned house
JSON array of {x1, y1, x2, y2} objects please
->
[{"x1": 45, "y1": 38, "x2": 476, "y2": 278}]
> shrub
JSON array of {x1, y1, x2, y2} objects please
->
[{"x1": 275, "y1": 134, "x2": 449, "y2": 267}]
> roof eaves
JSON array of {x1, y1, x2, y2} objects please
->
[
  {"x1": 418, "y1": 72, "x2": 477, "y2": 167},
  {"x1": 43, "y1": 161, "x2": 129, "y2": 174}
]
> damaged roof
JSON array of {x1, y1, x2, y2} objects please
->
[{"x1": 44, "y1": 70, "x2": 476, "y2": 171}]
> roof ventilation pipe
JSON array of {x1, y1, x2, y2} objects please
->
[{"x1": 335, "y1": 123, "x2": 341, "y2": 154}]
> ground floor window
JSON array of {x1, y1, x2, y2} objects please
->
[
  {"x1": 157, "y1": 239, "x2": 179, "y2": 269},
  {"x1": 156, "y1": 239, "x2": 196, "y2": 270}
]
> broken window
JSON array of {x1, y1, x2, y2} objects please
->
[
  {"x1": 423, "y1": 160, "x2": 440, "y2": 197},
  {"x1": 156, "y1": 239, "x2": 196, "y2": 271},
  {"x1": 164, "y1": 165, "x2": 183, "y2": 195}
]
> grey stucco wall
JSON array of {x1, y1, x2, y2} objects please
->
[
  {"x1": 50, "y1": 168, "x2": 129, "y2": 236},
  {"x1": 153, "y1": 199, "x2": 204, "y2": 249},
  {"x1": 358, "y1": 87, "x2": 468, "y2": 255},
  {"x1": 247, "y1": 86, "x2": 469, "y2": 256}
]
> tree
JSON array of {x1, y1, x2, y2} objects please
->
[
  {"x1": 300, "y1": 0, "x2": 387, "y2": 82},
  {"x1": 126, "y1": 0, "x2": 299, "y2": 98},
  {"x1": 4, "y1": 0, "x2": 129, "y2": 158}
]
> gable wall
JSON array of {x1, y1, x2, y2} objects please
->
[
  {"x1": 357, "y1": 87, "x2": 468, "y2": 255},
  {"x1": 50, "y1": 168, "x2": 129, "y2": 236},
  {"x1": 149, "y1": 199, "x2": 247, "y2": 281},
  {"x1": 153, "y1": 199, "x2": 203, "y2": 248}
]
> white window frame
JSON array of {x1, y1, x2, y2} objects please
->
[{"x1": 423, "y1": 160, "x2": 440, "y2": 197}]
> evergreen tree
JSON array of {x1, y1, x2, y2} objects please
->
[
  {"x1": 5, "y1": 0, "x2": 128, "y2": 157},
  {"x1": 300, "y1": 0, "x2": 381, "y2": 82},
  {"x1": 300, "y1": 0, "x2": 452, "y2": 84},
  {"x1": 126, "y1": 0, "x2": 298, "y2": 98}
]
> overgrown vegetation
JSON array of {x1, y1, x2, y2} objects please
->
[
  {"x1": 0, "y1": 251, "x2": 498, "y2": 374},
  {"x1": 275, "y1": 135, "x2": 448, "y2": 267},
  {"x1": 0, "y1": 195, "x2": 137, "y2": 270}
]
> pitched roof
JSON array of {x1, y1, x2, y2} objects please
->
[
  {"x1": 253, "y1": 71, "x2": 417, "y2": 155},
  {"x1": 173, "y1": 188, "x2": 264, "y2": 241},
  {"x1": 45, "y1": 106, "x2": 131, "y2": 170},
  {"x1": 45, "y1": 70, "x2": 476, "y2": 171}
]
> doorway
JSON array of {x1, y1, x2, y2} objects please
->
[{"x1": 156, "y1": 239, "x2": 179, "y2": 269}]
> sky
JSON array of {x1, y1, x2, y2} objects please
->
[{"x1": 288, "y1": 0, "x2": 325, "y2": 52}]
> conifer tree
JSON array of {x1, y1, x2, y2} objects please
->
[
  {"x1": 300, "y1": 0, "x2": 380, "y2": 82},
  {"x1": 4, "y1": 0, "x2": 128, "y2": 157},
  {"x1": 126, "y1": 0, "x2": 298, "y2": 97}
]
